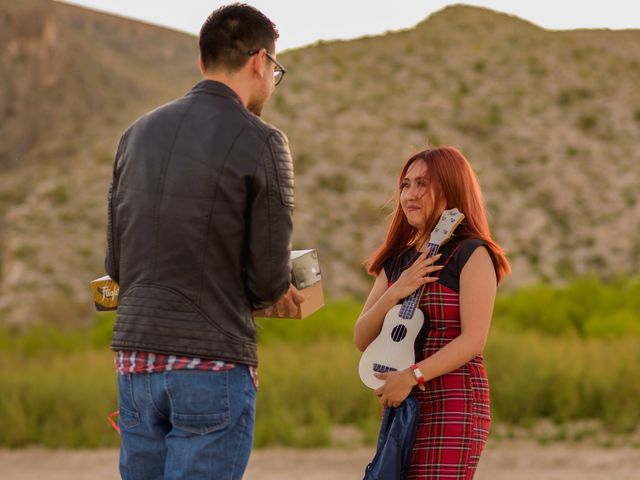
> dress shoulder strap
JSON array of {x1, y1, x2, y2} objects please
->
[{"x1": 441, "y1": 242, "x2": 464, "y2": 268}]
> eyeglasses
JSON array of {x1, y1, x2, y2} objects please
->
[{"x1": 248, "y1": 49, "x2": 286, "y2": 86}]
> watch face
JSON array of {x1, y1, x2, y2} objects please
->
[{"x1": 411, "y1": 365, "x2": 425, "y2": 382}]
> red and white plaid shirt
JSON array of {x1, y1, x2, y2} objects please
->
[{"x1": 115, "y1": 350, "x2": 258, "y2": 388}]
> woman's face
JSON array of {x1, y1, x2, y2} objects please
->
[{"x1": 400, "y1": 160, "x2": 437, "y2": 234}]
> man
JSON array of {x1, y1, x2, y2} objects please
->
[{"x1": 104, "y1": 4, "x2": 303, "y2": 479}]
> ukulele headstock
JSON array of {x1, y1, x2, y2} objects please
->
[{"x1": 428, "y1": 208, "x2": 465, "y2": 246}]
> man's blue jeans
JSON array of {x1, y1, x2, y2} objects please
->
[{"x1": 117, "y1": 366, "x2": 256, "y2": 480}]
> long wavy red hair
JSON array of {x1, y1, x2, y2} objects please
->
[{"x1": 367, "y1": 147, "x2": 511, "y2": 284}]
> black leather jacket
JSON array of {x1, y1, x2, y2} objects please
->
[{"x1": 105, "y1": 80, "x2": 294, "y2": 366}]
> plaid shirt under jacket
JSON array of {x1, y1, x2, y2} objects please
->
[{"x1": 115, "y1": 350, "x2": 258, "y2": 388}]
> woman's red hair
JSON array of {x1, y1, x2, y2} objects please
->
[{"x1": 367, "y1": 147, "x2": 511, "y2": 284}]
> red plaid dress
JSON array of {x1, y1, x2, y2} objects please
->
[{"x1": 407, "y1": 244, "x2": 490, "y2": 479}]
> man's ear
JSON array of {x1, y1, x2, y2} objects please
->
[
  {"x1": 198, "y1": 54, "x2": 206, "y2": 76},
  {"x1": 250, "y1": 49, "x2": 267, "y2": 79}
]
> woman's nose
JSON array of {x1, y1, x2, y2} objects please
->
[{"x1": 406, "y1": 184, "x2": 419, "y2": 198}]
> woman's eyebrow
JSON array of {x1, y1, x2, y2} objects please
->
[{"x1": 403, "y1": 175, "x2": 428, "y2": 181}]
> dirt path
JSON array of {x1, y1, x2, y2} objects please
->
[{"x1": 1, "y1": 440, "x2": 638, "y2": 479}]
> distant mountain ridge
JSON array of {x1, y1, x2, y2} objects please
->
[{"x1": 1, "y1": 1, "x2": 639, "y2": 325}]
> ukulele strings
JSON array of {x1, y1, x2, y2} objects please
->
[{"x1": 381, "y1": 241, "x2": 441, "y2": 372}]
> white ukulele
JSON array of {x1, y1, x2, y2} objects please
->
[{"x1": 358, "y1": 208, "x2": 465, "y2": 389}]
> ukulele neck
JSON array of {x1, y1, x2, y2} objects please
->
[{"x1": 398, "y1": 242, "x2": 440, "y2": 319}]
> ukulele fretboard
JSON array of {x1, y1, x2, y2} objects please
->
[{"x1": 398, "y1": 242, "x2": 440, "y2": 319}]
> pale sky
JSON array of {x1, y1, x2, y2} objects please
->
[{"x1": 59, "y1": 1, "x2": 640, "y2": 52}]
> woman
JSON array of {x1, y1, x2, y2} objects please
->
[{"x1": 354, "y1": 147, "x2": 510, "y2": 479}]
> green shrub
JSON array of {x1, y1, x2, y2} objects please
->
[
  {"x1": 1, "y1": 277, "x2": 639, "y2": 447},
  {"x1": 0, "y1": 351, "x2": 118, "y2": 447},
  {"x1": 485, "y1": 330, "x2": 640, "y2": 431},
  {"x1": 255, "y1": 339, "x2": 376, "y2": 447},
  {"x1": 257, "y1": 298, "x2": 360, "y2": 345},
  {"x1": 493, "y1": 276, "x2": 640, "y2": 338}
]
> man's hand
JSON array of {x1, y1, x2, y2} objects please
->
[{"x1": 265, "y1": 284, "x2": 305, "y2": 317}]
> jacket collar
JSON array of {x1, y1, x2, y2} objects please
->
[{"x1": 188, "y1": 80, "x2": 244, "y2": 107}]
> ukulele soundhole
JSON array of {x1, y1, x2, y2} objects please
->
[{"x1": 391, "y1": 324, "x2": 408, "y2": 342}]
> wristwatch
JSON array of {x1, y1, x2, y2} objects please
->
[{"x1": 410, "y1": 364, "x2": 426, "y2": 387}]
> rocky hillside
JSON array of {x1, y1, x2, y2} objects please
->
[
  {"x1": 268, "y1": 6, "x2": 640, "y2": 295},
  {"x1": 1, "y1": 1, "x2": 639, "y2": 325},
  {"x1": 0, "y1": 0, "x2": 199, "y2": 325}
]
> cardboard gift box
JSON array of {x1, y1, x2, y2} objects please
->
[
  {"x1": 90, "y1": 249, "x2": 324, "y2": 318},
  {"x1": 90, "y1": 275, "x2": 119, "y2": 311},
  {"x1": 253, "y1": 249, "x2": 324, "y2": 320}
]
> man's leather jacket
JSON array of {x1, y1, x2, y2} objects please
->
[{"x1": 105, "y1": 80, "x2": 294, "y2": 366}]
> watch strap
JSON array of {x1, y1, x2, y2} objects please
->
[{"x1": 410, "y1": 364, "x2": 425, "y2": 385}]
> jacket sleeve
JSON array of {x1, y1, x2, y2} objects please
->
[
  {"x1": 104, "y1": 132, "x2": 128, "y2": 283},
  {"x1": 244, "y1": 130, "x2": 295, "y2": 309}
]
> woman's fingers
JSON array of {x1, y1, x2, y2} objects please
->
[
  {"x1": 379, "y1": 397, "x2": 398, "y2": 408},
  {"x1": 417, "y1": 263, "x2": 443, "y2": 274},
  {"x1": 395, "y1": 252, "x2": 449, "y2": 295},
  {"x1": 400, "y1": 264, "x2": 444, "y2": 290},
  {"x1": 413, "y1": 264, "x2": 443, "y2": 282},
  {"x1": 410, "y1": 253, "x2": 441, "y2": 272},
  {"x1": 413, "y1": 252, "x2": 441, "y2": 267},
  {"x1": 424, "y1": 253, "x2": 442, "y2": 265},
  {"x1": 427, "y1": 264, "x2": 444, "y2": 274},
  {"x1": 409, "y1": 251, "x2": 430, "y2": 270},
  {"x1": 422, "y1": 275, "x2": 440, "y2": 284},
  {"x1": 380, "y1": 398, "x2": 402, "y2": 408},
  {"x1": 416, "y1": 250, "x2": 430, "y2": 261}
]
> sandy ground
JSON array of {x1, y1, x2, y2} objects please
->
[{"x1": 1, "y1": 440, "x2": 639, "y2": 479}]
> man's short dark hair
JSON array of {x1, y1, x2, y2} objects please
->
[{"x1": 199, "y1": 3, "x2": 279, "y2": 71}]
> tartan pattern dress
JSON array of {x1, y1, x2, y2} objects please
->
[{"x1": 390, "y1": 242, "x2": 491, "y2": 479}]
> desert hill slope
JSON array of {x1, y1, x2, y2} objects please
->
[
  {"x1": 269, "y1": 5, "x2": 640, "y2": 295},
  {"x1": 1, "y1": 2, "x2": 639, "y2": 325},
  {"x1": 0, "y1": 0, "x2": 199, "y2": 324}
]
